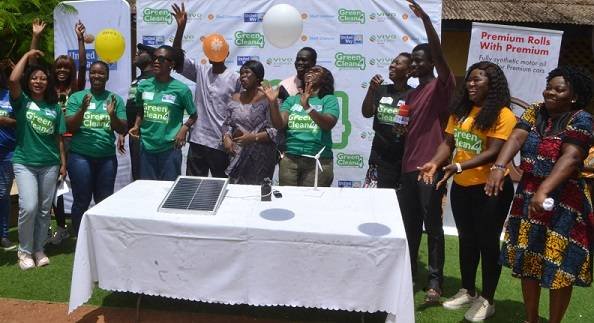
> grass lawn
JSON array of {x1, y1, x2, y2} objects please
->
[{"x1": 0, "y1": 224, "x2": 592, "y2": 322}]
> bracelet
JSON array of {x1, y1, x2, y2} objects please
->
[
  {"x1": 304, "y1": 106, "x2": 314, "y2": 114},
  {"x1": 490, "y1": 164, "x2": 506, "y2": 172},
  {"x1": 455, "y1": 162, "x2": 463, "y2": 173}
]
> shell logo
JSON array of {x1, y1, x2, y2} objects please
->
[
  {"x1": 402, "y1": 35, "x2": 409, "y2": 42},
  {"x1": 301, "y1": 35, "x2": 308, "y2": 42},
  {"x1": 207, "y1": 14, "x2": 215, "y2": 20},
  {"x1": 301, "y1": 13, "x2": 308, "y2": 20},
  {"x1": 200, "y1": 58, "x2": 208, "y2": 64},
  {"x1": 402, "y1": 13, "x2": 409, "y2": 20}
]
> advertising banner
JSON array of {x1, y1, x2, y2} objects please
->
[
  {"x1": 137, "y1": 0, "x2": 443, "y2": 187},
  {"x1": 467, "y1": 22, "x2": 563, "y2": 107}
]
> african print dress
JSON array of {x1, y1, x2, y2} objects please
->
[{"x1": 501, "y1": 104, "x2": 594, "y2": 289}]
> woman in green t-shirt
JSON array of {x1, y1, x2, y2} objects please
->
[
  {"x1": 270, "y1": 65, "x2": 339, "y2": 187},
  {"x1": 65, "y1": 61, "x2": 127, "y2": 236},
  {"x1": 8, "y1": 50, "x2": 66, "y2": 270}
]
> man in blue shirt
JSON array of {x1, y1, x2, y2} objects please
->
[{"x1": 0, "y1": 60, "x2": 16, "y2": 250}]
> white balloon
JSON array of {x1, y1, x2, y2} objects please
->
[{"x1": 262, "y1": 4, "x2": 303, "y2": 49}]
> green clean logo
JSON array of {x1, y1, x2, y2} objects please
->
[
  {"x1": 234, "y1": 31, "x2": 265, "y2": 48},
  {"x1": 332, "y1": 91, "x2": 351, "y2": 150},
  {"x1": 336, "y1": 153, "x2": 364, "y2": 168},
  {"x1": 143, "y1": 8, "x2": 173, "y2": 24},
  {"x1": 334, "y1": 52, "x2": 366, "y2": 70},
  {"x1": 338, "y1": 8, "x2": 365, "y2": 24}
]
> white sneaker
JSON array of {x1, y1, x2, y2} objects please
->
[
  {"x1": 34, "y1": 251, "x2": 50, "y2": 267},
  {"x1": 464, "y1": 296, "x2": 495, "y2": 322},
  {"x1": 443, "y1": 288, "x2": 478, "y2": 310},
  {"x1": 17, "y1": 251, "x2": 35, "y2": 270},
  {"x1": 48, "y1": 226, "x2": 70, "y2": 245}
]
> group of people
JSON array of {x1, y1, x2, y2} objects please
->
[{"x1": 0, "y1": 0, "x2": 592, "y2": 322}]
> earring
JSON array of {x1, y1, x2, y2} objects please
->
[{"x1": 571, "y1": 99, "x2": 576, "y2": 103}]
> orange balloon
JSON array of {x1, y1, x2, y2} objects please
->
[{"x1": 202, "y1": 33, "x2": 229, "y2": 63}]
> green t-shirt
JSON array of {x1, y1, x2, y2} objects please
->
[
  {"x1": 280, "y1": 94, "x2": 339, "y2": 158},
  {"x1": 136, "y1": 77, "x2": 196, "y2": 153},
  {"x1": 9, "y1": 92, "x2": 66, "y2": 166},
  {"x1": 66, "y1": 89, "x2": 126, "y2": 158}
]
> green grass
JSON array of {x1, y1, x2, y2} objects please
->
[{"x1": 0, "y1": 224, "x2": 593, "y2": 322}]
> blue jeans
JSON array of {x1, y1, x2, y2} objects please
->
[
  {"x1": 140, "y1": 147, "x2": 181, "y2": 181},
  {"x1": 0, "y1": 160, "x2": 14, "y2": 238},
  {"x1": 13, "y1": 163, "x2": 60, "y2": 254},
  {"x1": 68, "y1": 152, "x2": 117, "y2": 236}
]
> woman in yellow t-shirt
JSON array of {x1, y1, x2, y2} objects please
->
[{"x1": 418, "y1": 61, "x2": 516, "y2": 322}]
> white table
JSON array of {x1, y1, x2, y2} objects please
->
[{"x1": 68, "y1": 180, "x2": 413, "y2": 322}]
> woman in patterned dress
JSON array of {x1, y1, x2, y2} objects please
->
[
  {"x1": 222, "y1": 60, "x2": 278, "y2": 184},
  {"x1": 486, "y1": 66, "x2": 593, "y2": 323}
]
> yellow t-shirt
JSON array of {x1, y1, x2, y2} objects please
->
[{"x1": 445, "y1": 106, "x2": 517, "y2": 186}]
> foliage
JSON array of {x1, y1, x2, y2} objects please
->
[{"x1": 0, "y1": 0, "x2": 78, "y2": 65}]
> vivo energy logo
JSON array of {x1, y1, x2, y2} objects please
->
[
  {"x1": 369, "y1": 34, "x2": 399, "y2": 44},
  {"x1": 369, "y1": 57, "x2": 393, "y2": 68},
  {"x1": 334, "y1": 52, "x2": 366, "y2": 70},
  {"x1": 143, "y1": 8, "x2": 173, "y2": 24},
  {"x1": 336, "y1": 153, "x2": 364, "y2": 168},
  {"x1": 338, "y1": 9, "x2": 365, "y2": 24},
  {"x1": 234, "y1": 31, "x2": 265, "y2": 48}
]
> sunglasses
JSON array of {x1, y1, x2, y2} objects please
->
[{"x1": 153, "y1": 55, "x2": 173, "y2": 63}]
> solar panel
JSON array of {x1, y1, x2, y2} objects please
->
[{"x1": 158, "y1": 176, "x2": 228, "y2": 215}]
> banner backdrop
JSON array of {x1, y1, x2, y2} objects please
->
[
  {"x1": 137, "y1": 0, "x2": 443, "y2": 187},
  {"x1": 54, "y1": 0, "x2": 133, "y2": 211},
  {"x1": 467, "y1": 22, "x2": 563, "y2": 106}
]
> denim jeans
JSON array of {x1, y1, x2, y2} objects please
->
[
  {"x1": 0, "y1": 160, "x2": 14, "y2": 238},
  {"x1": 68, "y1": 152, "x2": 117, "y2": 235},
  {"x1": 140, "y1": 147, "x2": 182, "y2": 181},
  {"x1": 13, "y1": 163, "x2": 60, "y2": 254}
]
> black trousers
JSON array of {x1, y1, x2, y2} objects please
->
[
  {"x1": 397, "y1": 170, "x2": 446, "y2": 291},
  {"x1": 450, "y1": 176, "x2": 514, "y2": 300},
  {"x1": 186, "y1": 142, "x2": 229, "y2": 178}
]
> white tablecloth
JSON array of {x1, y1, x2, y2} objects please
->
[{"x1": 69, "y1": 180, "x2": 413, "y2": 322}]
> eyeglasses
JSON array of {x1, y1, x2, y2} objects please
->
[{"x1": 153, "y1": 55, "x2": 173, "y2": 63}]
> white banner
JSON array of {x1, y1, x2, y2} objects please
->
[
  {"x1": 54, "y1": 0, "x2": 133, "y2": 211},
  {"x1": 467, "y1": 22, "x2": 563, "y2": 106},
  {"x1": 137, "y1": 0, "x2": 443, "y2": 188}
]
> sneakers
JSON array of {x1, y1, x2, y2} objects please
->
[
  {"x1": 17, "y1": 251, "x2": 35, "y2": 270},
  {"x1": 1, "y1": 237, "x2": 16, "y2": 251},
  {"x1": 34, "y1": 251, "x2": 50, "y2": 267},
  {"x1": 443, "y1": 288, "x2": 478, "y2": 310},
  {"x1": 424, "y1": 288, "x2": 441, "y2": 304},
  {"x1": 48, "y1": 226, "x2": 70, "y2": 245},
  {"x1": 464, "y1": 296, "x2": 495, "y2": 322}
]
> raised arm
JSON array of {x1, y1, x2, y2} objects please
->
[
  {"x1": 300, "y1": 83, "x2": 337, "y2": 131},
  {"x1": 75, "y1": 21, "x2": 87, "y2": 91},
  {"x1": 361, "y1": 75, "x2": 382, "y2": 118},
  {"x1": 171, "y1": 3, "x2": 187, "y2": 51},
  {"x1": 9, "y1": 50, "x2": 44, "y2": 100},
  {"x1": 66, "y1": 93, "x2": 92, "y2": 132},
  {"x1": 407, "y1": 0, "x2": 452, "y2": 81},
  {"x1": 29, "y1": 19, "x2": 47, "y2": 65}
]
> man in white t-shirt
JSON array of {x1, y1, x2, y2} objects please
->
[{"x1": 172, "y1": 3, "x2": 240, "y2": 177}]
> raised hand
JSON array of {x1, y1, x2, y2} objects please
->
[
  {"x1": 407, "y1": 0, "x2": 428, "y2": 19},
  {"x1": 171, "y1": 2, "x2": 187, "y2": 27},
  {"x1": 75, "y1": 20, "x2": 86, "y2": 40},
  {"x1": 32, "y1": 19, "x2": 46, "y2": 36},
  {"x1": 300, "y1": 81, "x2": 313, "y2": 108},
  {"x1": 106, "y1": 95, "x2": 116, "y2": 116},
  {"x1": 81, "y1": 93, "x2": 92, "y2": 111},
  {"x1": 369, "y1": 74, "x2": 383, "y2": 91},
  {"x1": 417, "y1": 162, "x2": 437, "y2": 185},
  {"x1": 258, "y1": 81, "x2": 279, "y2": 103}
]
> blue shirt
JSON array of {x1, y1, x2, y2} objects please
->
[{"x1": 0, "y1": 89, "x2": 16, "y2": 161}]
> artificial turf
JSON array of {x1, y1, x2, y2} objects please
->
[{"x1": 0, "y1": 224, "x2": 592, "y2": 322}]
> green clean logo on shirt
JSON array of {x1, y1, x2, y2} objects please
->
[
  {"x1": 144, "y1": 104, "x2": 169, "y2": 123},
  {"x1": 454, "y1": 128, "x2": 482, "y2": 154},
  {"x1": 288, "y1": 113, "x2": 318, "y2": 132},
  {"x1": 82, "y1": 111, "x2": 110, "y2": 129},
  {"x1": 26, "y1": 110, "x2": 54, "y2": 135},
  {"x1": 377, "y1": 104, "x2": 397, "y2": 124}
]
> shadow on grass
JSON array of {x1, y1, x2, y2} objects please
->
[{"x1": 87, "y1": 292, "x2": 389, "y2": 323}]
